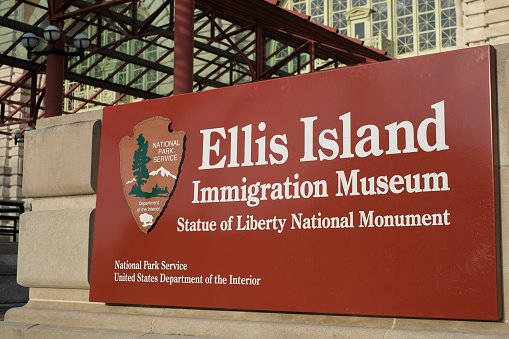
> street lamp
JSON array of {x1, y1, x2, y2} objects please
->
[
  {"x1": 11, "y1": 127, "x2": 35, "y2": 145},
  {"x1": 20, "y1": 26, "x2": 90, "y2": 60},
  {"x1": 20, "y1": 26, "x2": 91, "y2": 118}
]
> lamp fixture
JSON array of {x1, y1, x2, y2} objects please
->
[
  {"x1": 11, "y1": 127, "x2": 35, "y2": 145},
  {"x1": 21, "y1": 26, "x2": 90, "y2": 60}
]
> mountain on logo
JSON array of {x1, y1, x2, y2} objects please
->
[
  {"x1": 150, "y1": 166, "x2": 176, "y2": 179},
  {"x1": 126, "y1": 178, "x2": 136, "y2": 185}
]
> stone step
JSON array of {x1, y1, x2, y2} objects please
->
[
  {"x1": 0, "y1": 303, "x2": 25, "y2": 321},
  {"x1": 0, "y1": 243, "x2": 28, "y2": 318}
]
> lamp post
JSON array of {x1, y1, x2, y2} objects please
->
[
  {"x1": 174, "y1": 0, "x2": 195, "y2": 95},
  {"x1": 20, "y1": 26, "x2": 90, "y2": 60},
  {"x1": 20, "y1": 26, "x2": 90, "y2": 117}
]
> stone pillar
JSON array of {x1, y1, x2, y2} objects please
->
[
  {"x1": 17, "y1": 110, "x2": 101, "y2": 293},
  {"x1": 457, "y1": 0, "x2": 509, "y2": 47},
  {"x1": 173, "y1": 0, "x2": 195, "y2": 95},
  {"x1": 494, "y1": 42, "x2": 509, "y2": 323}
]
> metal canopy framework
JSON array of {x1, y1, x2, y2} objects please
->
[{"x1": 0, "y1": 0, "x2": 391, "y2": 133}]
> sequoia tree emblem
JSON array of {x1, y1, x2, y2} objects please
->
[{"x1": 119, "y1": 116, "x2": 186, "y2": 234}]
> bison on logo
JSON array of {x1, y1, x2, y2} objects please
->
[{"x1": 119, "y1": 116, "x2": 186, "y2": 234}]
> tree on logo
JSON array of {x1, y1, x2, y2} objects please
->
[{"x1": 130, "y1": 133, "x2": 151, "y2": 197}]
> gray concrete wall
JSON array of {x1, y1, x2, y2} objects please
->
[{"x1": 3, "y1": 46, "x2": 509, "y2": 337}]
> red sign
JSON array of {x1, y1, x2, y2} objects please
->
[{"x1": 90, "y1": 46, "x2": 500, "y2": 320}]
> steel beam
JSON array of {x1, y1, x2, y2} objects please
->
[
  {"x1": 54, "y1": 0, "x2": 135, "y2": 20},
  {"x1": 64, "y1": 72, "x2": 162, "y2": 100}
]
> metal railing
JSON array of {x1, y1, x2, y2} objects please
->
[
  {"x1": 0, "y1": 200, "x2": 24, "y2": 242},
  {"x1": 363, "y1": 35, "x2": 393, "y2": 57}
]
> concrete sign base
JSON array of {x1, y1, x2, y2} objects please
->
[{"x1": 3, "y1": 290, "x2": 509, "y2": 338}]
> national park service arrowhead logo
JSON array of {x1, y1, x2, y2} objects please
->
[{"x1": 119, "y1": 116, "x2": 186, "y2": 234}]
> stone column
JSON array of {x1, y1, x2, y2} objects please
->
[
  {"x1": 457, "y1": 0, "x2": 509, "y2": 47},
  {"x1": 17, "y1": 110, "x2": 102, "y2": 298}
]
